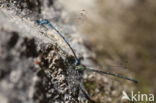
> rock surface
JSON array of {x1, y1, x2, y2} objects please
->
[{"x1": 0, "y1": 0, "x2": 136, "y2": 103}]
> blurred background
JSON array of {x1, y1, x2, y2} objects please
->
[{"x1": 60, "y1": 0, "x2": 156, "y2": 100}]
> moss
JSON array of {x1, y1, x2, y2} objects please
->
[{"x1": 84, "y1": 80, "x2": 97, "y2": 94}]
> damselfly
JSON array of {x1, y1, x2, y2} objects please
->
[
  {"x1": 35, "y1": 19, "x2": 79, "y2": 66},
  {"x1": 75, "y1": 65, "x2": 138, "y2": 83},
  {"x1": 35, "y1": 19, "x2": 138, "y2": 84}
]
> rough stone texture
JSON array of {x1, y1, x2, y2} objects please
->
[
  {"x1": 0, "y1": 0, "x2": 136, "y2": 103},
  {"x1": 0, "y1": 28, "x2": 91, "y2": 103}
]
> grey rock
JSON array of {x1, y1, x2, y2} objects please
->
[{"x1": 0, "y1": 0, "x2": 94, "y2": 103}]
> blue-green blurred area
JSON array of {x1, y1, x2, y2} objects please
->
[{"x1": 80, "y1": 0, "x2": 156, "y2": 102}]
